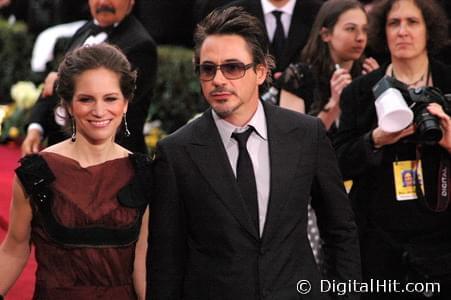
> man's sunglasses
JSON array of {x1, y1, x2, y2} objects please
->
[{"x1": 196, "y1": 62, "x2": 255, "y2": 81}]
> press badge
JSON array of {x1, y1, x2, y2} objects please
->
[{"x1": 393, "y1": 160, "x2": 424, "y2": 201}]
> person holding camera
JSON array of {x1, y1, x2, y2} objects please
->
[{"x1": 334, "y1": 0, "x2": 451, "y2": 299}]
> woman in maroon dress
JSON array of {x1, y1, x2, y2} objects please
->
[{"x1": 0, "y1": 43, "x2": 150, "y2": 299}]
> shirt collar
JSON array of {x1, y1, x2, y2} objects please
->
[
  {"x1": 261, "y1": 0, "x2": 296, "y2": 16},
  {"x1": 93, "y1": 19, "x2": 119, "y2": 28},
  {"x1": 212, "y1": 101, "x2": 268, "y2": 146}
]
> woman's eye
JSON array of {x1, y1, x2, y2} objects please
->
[{"x1": 387, "y1": 20, "x2": 398, "y2": 27}]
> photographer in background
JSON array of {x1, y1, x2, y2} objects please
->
[{"x1": 334, "y1": 0, "x2": 451, "y2": 298}]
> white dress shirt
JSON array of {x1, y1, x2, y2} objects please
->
[
  {"x1": 260, "y1": 0, "x2": 296, "y2": 41},
  {"x1": 212, "y1": 101, "x2": 270, "y2": 236}
]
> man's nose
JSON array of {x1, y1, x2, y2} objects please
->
[{"x1": 211, "y1": 66, "x2": 227, "y2": 85}]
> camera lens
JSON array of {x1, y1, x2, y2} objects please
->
[{"x1": 414, "y1": 110, "x2": 442, "y2": 144}]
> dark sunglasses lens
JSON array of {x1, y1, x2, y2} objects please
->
[
  {"x1": 221, "y1": 63, "x2": 245, "y2": 79},
  {"x1": 199, "y1": 64, "x2": 216, "y2": 79}
]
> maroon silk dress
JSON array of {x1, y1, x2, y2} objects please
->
[{"x1": 22, "y1": 152, "x2": 143, "y2": 299}]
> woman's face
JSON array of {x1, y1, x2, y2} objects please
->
[
  {"x1": 69, "y1": 67, "x2": 128, "y2": 144},
  {"x1": 322, "y1": 8, "x2": 368, "y2": 64},
  {"x1": 385, "y1": 0, "x2": 427, "y2": 61}
]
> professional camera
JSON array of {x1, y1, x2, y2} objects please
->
[{"x1": 373, "y1": 76, "x2": 451, "y2": 144}]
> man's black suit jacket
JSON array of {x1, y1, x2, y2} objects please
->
[
  {"x1": 28, "y1": 14, "x2": 157, "y2": 153},
  {"x1": 229, "y1": 0, "x2": 322, "y2": 71},
  {"x1": 148, "y1": 101, "x2": 361, "y2": 299}
]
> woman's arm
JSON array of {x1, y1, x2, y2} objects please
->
[
  {"x1": 0, "y1": 177, "x2": 33, "y2": 296},
  {"x1": 133, "y1": 207, "x2": 149, "y2": 300},
  {"x1": 279, "y1": 89, "x2": 305, "y2": 113},
  {"x1": 318, "y1": 68, "x2": 352, "y2": 130}
]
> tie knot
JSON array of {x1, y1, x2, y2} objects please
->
[
  {"x1": 90, "y1": 23, "x2": 113, "y2": 36},
  {"x1": 232, "y1": 127, "x2": 254, "y2": 148},
  {"x1": 272, "y1": 10, "x2": 283, "y2": 20}
]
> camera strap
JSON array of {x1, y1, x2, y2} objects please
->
[
  {"x1": 437, "y1": 153, "x2": 450, "y2": 210},
  {"x1": 415, "y1": 150, "x2": 450, "y2": 212}
]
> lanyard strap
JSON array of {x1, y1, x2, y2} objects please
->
[{"x1": 415, "y1": 149, "x2": 450, "y2": 212}]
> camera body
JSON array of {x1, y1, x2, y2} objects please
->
[
  {"x1": 408, "y1": 86, "x2": 451, "y2": 144},
  {"x1": 373, "y1": 76, "x2": 451, "y2": 144}
]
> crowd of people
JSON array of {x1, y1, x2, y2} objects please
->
[{"x1": 0, "y1": 0, "x2": 450, "y2": 299}]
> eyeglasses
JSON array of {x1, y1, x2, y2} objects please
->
[{"x1": 196, "y1": 62, "x2": 255, "y2": 81}]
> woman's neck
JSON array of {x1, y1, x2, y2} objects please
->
[
  {"x1": 69, "y1": 135, "x2": 121, "y2": 168},
  {"x1": 330, "y1": 51, "x2": 354, "y2": 72},
  {"x1": 391, "y1": 55, "x2": 429, "y2": 85},
  {"x1": 338, "y1": 60, "x2": 354, "y2": 72}
]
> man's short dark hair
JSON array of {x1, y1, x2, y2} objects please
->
[{"x1": 193, "y1": 6, "x2": 274, "y2": 85}]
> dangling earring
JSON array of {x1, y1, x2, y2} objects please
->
[
  {"x1": 123, "y1": 113, "x2": 131, "y2": 137},
  {"x1": 71, "y1": 117, "x2": 76, "y2": 142}
]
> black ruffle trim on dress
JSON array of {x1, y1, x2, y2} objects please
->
[{"x1": 15, "y1": 153, "x2": 151, "y2": 247}]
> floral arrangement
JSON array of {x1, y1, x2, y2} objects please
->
[
  {"x1": 144, "y1": 120, "x2": 166, "y2": 154},
  {"x1": 0, "y1": 81, "x2": 42, "y2": 143}
]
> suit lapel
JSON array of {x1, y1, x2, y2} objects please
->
[
  {"x1": 186, "y1": 111, "x2": 260, "y2": 240},
  {"x1": 281, "y1": 1, "x2": 309, "y2": 69},
  {"x1": 67, "y1": 22, "x2": 93, "y2": 52},
  {"x1": 260, "y1": 102, "x2": 303, "y2": 244}
]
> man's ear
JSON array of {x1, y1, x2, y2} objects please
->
[
  {"x1": 256, "y1": 64, "x2": 268, "y2": 86},
  {"x1": 320, "y1": 27, "x2": 331, "y2": 42},
  {"x1": 127, "y1": 0, "x2": 135, "y2": 14}
]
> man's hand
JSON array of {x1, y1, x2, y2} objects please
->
[
  {"x1": 0, "y1": 0, "x2": 11, "y2": 8},
  {"x1": 42, "y1": 72, "x2": 58, "y2": 97},
  {"x1": 21, "y1": 129, "x2": 42, "y2": 156}
]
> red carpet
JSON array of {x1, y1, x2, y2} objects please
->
[{"x1": 0, "y1": 144, "x2": 36, "y2": 299}]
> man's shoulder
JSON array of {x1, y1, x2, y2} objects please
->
[
  {"x1": 159, "y1": 112, "x2": 210, "y2": 147},
  {"x1": 111, "y1": 15, "x2": 156, "y2": 47},
  {"x1": 264, "y1": 101, "x2": 319, "y2": 127}
]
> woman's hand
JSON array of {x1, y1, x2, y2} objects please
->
[
  {"x1": 362, "y1": 57, "x2": 380, "y2": 75},
  {"x1": 372, "y1": 125, "x2": 415, "y2": 148},
  {"x1": 329, "y1": 68, "x2": 352, "y2": 107},
  {"x1": 427, "y1": 103, "x2": 451, "y2": 153}
]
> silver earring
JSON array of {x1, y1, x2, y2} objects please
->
[
  {"x1": 71, "y1": 118, "x2": 76, "y2": 142},
  {"x1": 124, "y1": 114, "x2": 131, "y2": 137}
]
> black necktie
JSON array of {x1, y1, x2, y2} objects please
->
[
  {"x1": 272, "y1": 10, "x2": 286, "y2": 66},
  {"x1": 232, "y1": 127, "x2": 259, "y2": 230}
]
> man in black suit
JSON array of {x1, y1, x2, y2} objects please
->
[
  {"x1": 22, "y1": 0, "x2": 157, "y2": 154},
  {"x1": 229, "y1": 0, "x2": 322, "y2": 73},
  {"x1": 148, "y1": 6, "x2": 360, "y2": 299}
]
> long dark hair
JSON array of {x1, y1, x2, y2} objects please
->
[
  {"x1": 300, "y1": 0, "x2": 366, "y2": 114},
  {"x1": 302, "y1": 0, "x2": 367, "y2": 75}
]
